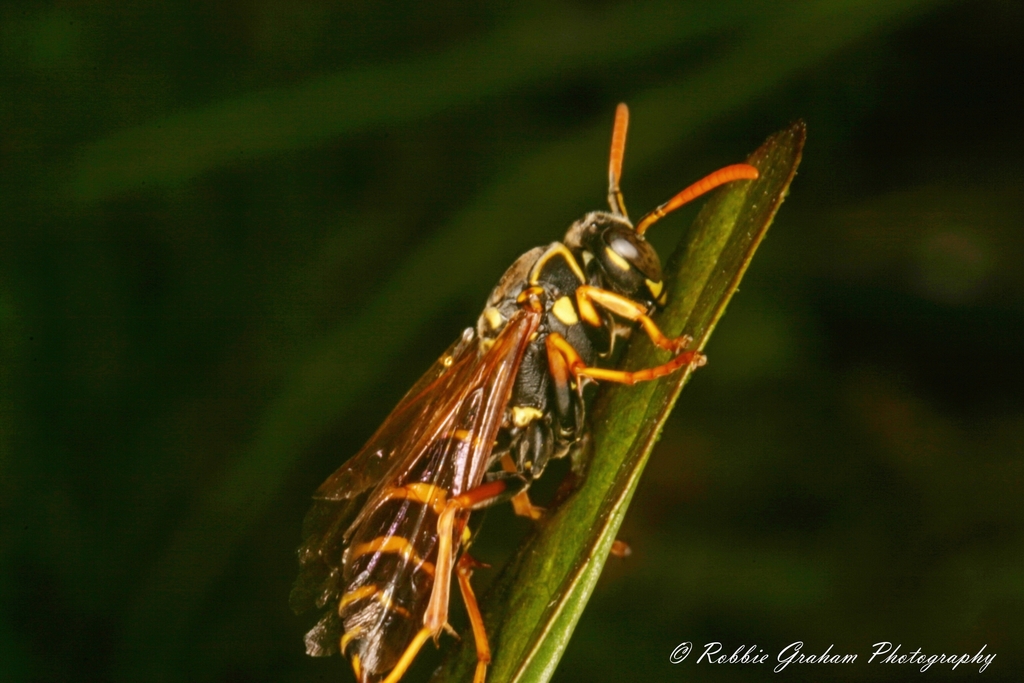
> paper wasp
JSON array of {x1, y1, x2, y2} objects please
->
[{"x1": 291, "y1": 104, "x2": 758, "y2": 683}]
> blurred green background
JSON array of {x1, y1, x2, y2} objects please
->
[{"x1": 1, "y1": 1, "x2": 1021, "y2": 682}]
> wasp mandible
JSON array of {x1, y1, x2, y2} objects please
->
[{"x1": 291, "y1": 104, "x2": 759, "y2": 683}]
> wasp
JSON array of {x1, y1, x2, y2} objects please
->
[{"x1": 291, "y1": 104, "x2": 758, "y2": 683}]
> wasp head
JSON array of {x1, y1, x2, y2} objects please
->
[{"x1": 564, "y1": 212, "x2": 666, "y2": 309}]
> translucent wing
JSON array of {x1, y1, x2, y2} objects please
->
[
  {"x1": 291, "y1": 310, "x2": 540, "y2": 620},
  {"x1": 313, "y1": 327, "x2": 480, "y2": 502}
]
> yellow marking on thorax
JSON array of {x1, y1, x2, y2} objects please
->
[
  {"x1": 529, "y1": 243, "x2": 586, "y2": 285},
  {"x1": 511, "y1": 405, "x2": 544, "y2": 428},
  {"x1": 551, "y1": 296, "x2": 579, "y2": 326},
  {"x1": 349, "y1": 536, "x2": 436, "y2": 576},
  {"x1": 483, "y1": 307, "x2": 504, "y2": 330},
  {"x1": 516, "y1": 285, "x2": 545, "y2": 315},
  {"x1": 604, "y1": 246, "x2": 632, "y2": 271},
  {"x1": 646, "y1": 278, "x2": 663, "y2": 298}
]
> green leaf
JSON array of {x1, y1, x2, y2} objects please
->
[{"x1": 433, "y1": 121, "x2": 806, "y2": 683}]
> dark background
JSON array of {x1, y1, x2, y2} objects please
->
[{"x1": 1, "y1": 1, "x2": 1022, "y2": 682}]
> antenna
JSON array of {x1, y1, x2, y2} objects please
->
[
  {"x1": 607, "y1": 103, "x2": 629, "y2": 218},
  {"x1": 634, "y1": 164, "x2": 759, "y2": 235}
]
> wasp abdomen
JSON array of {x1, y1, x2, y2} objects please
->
[{"x1": 339, "y1": 490, "x2": 443, "y2": 677}]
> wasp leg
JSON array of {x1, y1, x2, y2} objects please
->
[
  {"x1": 610, "y1": 539, "x2": 632, "y2": 558},
  {"x1": 546, "y1": 331, "x2": 704, "y2": 387},
  {"x1": 456, "y1": 553, "x2": 492, "y2": 683},
  {"x1": 499, "y1": 454, "x2": 544, "y2": 520},
  {"x1": 576, "y1": 285, "x2": 690, "y2": 353},
  {"x1": 379, "y1": 627, "x2": 433, "y2": 683},
  {"x1": 511, "y1": 489, "x2": 544, "y2": 520},
  {"x1": 380, "y1": 479, "x2": 536, "y2": 683},
  {"x1": 423, "y1": 480, "x2": 508, "y2": 638},
  {"x1": 477, "y1": 470, "x2": 531, "y2": 509}
]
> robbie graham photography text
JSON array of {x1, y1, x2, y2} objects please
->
[{"x1": 668, "y1": 641, "x2": 997, "y2": 673}]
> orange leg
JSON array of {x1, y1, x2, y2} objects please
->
[
  {"x1": 610, "y1": 539, "x2": 632, "y2": 558},
  {"x1": 499, "y1": 454, "x2": 544, "y2": 520},
  {"x1": 452, "y1": 479, "x2": 509, "y2": 509},
  {"x1": 575, "y1": 285, "x2": 691, "y2": 353},
  {"x1": 457, "y1": 553, "x2": 492, "y2": 683},
  {"x1": 378, "y1": 478, "x2": 524, "y2": 683},
  {"x1": 546, "y1": 332, "x2": 704, "y2": 387},
  {"x1": 422, "y1": 479, "x2": 509, "y2": 637},
  {"x1": 379, "y1": 628, "x2": 433, "y2": 683}
]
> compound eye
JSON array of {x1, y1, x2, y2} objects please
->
[
  {"x1": 608, "y1": 236, "x2": 638, "y2": 262},
  {"x1": 603, "y1": 235, "x2": 639, "y2": 272}
]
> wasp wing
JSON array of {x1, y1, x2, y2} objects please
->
[
  {"x1": 353, "y1": 309, "x2": 541, "y2": 526},
  {"x1": 313, "y1": 328, "x2": 479, "y2": 503},
  {"x1": 290, "y1": 330, "x2": 476, "y2": 615},
  {"x1": 292, "y1": 311, "x2": 540, "y2": 621}
]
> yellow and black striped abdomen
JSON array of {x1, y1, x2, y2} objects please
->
[{"x1": 338, "y1": 484, "x2": 447, "y2": 678}]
